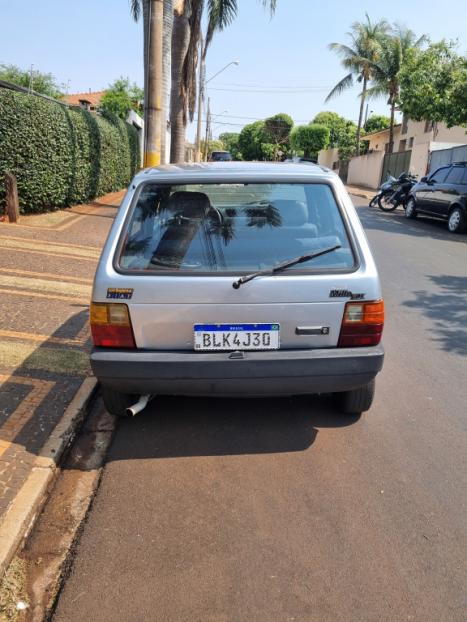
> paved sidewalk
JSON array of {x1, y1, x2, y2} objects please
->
[
  {"x1": 0, "y1": 191, "x2": 122, "y2": 524},
  {"x1": 345, "y1": 185, "x2": 375, "y2": 201}
]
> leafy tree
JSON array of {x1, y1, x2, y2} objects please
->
[
  {"x1": 238, "y1": 121, "x2": 267, "y2": 160},
  {"x1": 0, "y1": 63, "x2": 63, "y2": 99},
  {"x1": 312, "y1": 111, "x2": 347, "y2": 147},
  {"x1": 311, "y1": 112, "x2": 364, "y2": 159},
  {"x1": 201, "y1": 138, "x2": 224, "y2": 154},
  {"x1": 263, "y1": 113, "x2": 294, "y2": 145},
  {"x1": 99, "y1": 78, "x2": 144, "y2": 119},
  {"x1": 364, "y1": 114, "x2": 391, "y2": 133},
  {"x1": 219, "y1": 132, "x2": 241, "y2": 159},
  {"x1": 367, "y1": 26, "x2": 426, "y2": 152},
  {"x1": 326, "y1": 14, "x2": 389, "y2": 155},
  {"x1": 399, "y1": 41, "x2": 467, "y2": 128},
  {"x1": 290, "y1": 124, "x2": 330, "y2": 159}
]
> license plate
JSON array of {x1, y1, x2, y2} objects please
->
[{"x1": 194, "y1": 323, "x2": 280, "y2": 351}]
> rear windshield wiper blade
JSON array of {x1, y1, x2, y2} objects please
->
[{"x1": 232, "y1": 244, "x2": 342, "y2": 289}]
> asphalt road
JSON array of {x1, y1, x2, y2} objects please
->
[{"x1": 53, "y1": 199, "x2": 467, "y2": 622}]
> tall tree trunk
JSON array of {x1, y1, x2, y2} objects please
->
[
  {"x1": 170, "y1": 1, "x2": 190, "y2": 162},
  {"x1": 145, "y1": 0, "x2": 163, "y2": 166},
  {"x1": 356, "y1": 75, "x2": 367, "y2": 157},
  {"x1": 160, "y1": 0, "x2": 173, "y2": 164},
  {"x1": 388, "y1": 95, "x2": 396, "y2": 154},
  {"x1": 142, "y1": 0, "x2": 149, "y2": 165},
  {"x1": 194, "y1": 38, "x2": 205, "y2": 162}
]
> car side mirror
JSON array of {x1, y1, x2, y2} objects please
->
[{"x1": 420, "y1": 176, "x2": 428, "y2": 183}]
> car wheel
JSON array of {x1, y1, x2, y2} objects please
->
[
  {"x1": 447, "y1": 207, "x2": 466, "y2": 233},
  {"x1": 405, "y1": 197, "x2": 417, "y2": 219},
  {"x1": 340, "y1": 379, "x2": 375, "y2": 415},
  {"x1": 101, "y1": 386, "x2": 136, "y2": 417}
]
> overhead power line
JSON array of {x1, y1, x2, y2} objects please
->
[{"x1": 208, "y1": 86, "x2": 331, "y2": 94}]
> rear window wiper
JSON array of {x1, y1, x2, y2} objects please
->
[{"x1": 232, "y1": 244, "x2": 341, "y2": 289}]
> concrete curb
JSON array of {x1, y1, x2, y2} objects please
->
[{"x1": 0, "y1": 377, "x2": 98, "y2": 577}]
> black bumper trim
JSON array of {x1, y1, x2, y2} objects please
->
[{"x1": 91, "y1": 345, "x2": 384, "y2": 397}]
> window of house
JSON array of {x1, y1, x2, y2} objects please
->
[
  {"x1": 399, "y1": 139, "x2": 407, "y2": 151},
  {"x1": 445, "y1": 167, "x2": 465, "y2": 185},
  {"x1": 401, "y1": 113, "x2": 408, "y2": 134},
  {"x1": 408, "y1": 137, "x2": 414, "y2": 148}
]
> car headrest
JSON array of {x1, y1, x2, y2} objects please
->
[
  {"x1": 273, "y1": 200, "x2": 308, "y2": 226},
  {"x1": 165, "y1": 191, "x2": 212, "y2": 218}
]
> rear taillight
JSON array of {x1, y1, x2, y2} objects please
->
[
  {"x1": 90, "y1": 302, "x2": 136, "y2": 348},
  {"x1": 338, "y1": 299, "x2": 384, "y2": 347}
]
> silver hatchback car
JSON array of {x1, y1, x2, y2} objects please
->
[{"x1": 90, "y1": 162, "x2": 384, "y2": 417}]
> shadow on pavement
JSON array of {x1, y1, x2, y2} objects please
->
[
  {"x1": 106, "y1": 394, "x2": 360, "y2": 462},
  {"x1": 357, "y1": 205, "x2": 467, "y2": 245},
  {"x1": 403, "y1": 275, "x2": 467, "y2": 356},
  {"x1": 0, "y1": 309, "x2": 91, "y2": 514}
]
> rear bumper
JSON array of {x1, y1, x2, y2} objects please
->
[{"x1": 91, "y1": 345, "x2": 384, "y2": 397}]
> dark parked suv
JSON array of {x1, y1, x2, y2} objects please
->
[{"x1": 405, "y1": 162, "x2": 467, "y2": 233}]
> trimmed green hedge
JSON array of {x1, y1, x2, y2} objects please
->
[{"x1": 0, "y1": 89, "x2": 140, "y2": 214}]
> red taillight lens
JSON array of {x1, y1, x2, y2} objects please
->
[
  {"x1": 90, "y1": 302, "x2": 136, "y2": 348},
  {"x1": 338, "y1": 299, "x2": 384, "y2": 347}
]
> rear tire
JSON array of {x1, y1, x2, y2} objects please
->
[
  {"x1": 405, "y1": 197, "x2": 417, "y2": 219},
  {"x1": 378, "y1": 194, "x2": 398, "y2": 212},
  {"x1": 101, "y1": 386, "x2": 136, "y2": 418},
  {"x1": 340, "y1": 379, "x2": 375, "y2": 415},
  {"x1": 447, "y1": 207, "x2": 466, "y2": 233}
]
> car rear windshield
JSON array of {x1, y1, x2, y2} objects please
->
[{"x1": 117, "y1": 183, "x2": 356, "y2": 274}]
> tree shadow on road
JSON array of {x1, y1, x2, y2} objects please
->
[
  {"x1": 403, "y1": 275, "x2": 467, "y2": 356},
  {"x1": 357, "y1": 206, "x2": 467, "y2": 245},
  {"x1": 105, "y1": 394, "x2": 360, "y2": 462}
]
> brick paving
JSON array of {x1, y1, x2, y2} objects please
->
[{"x1": 0, "y1": 191, "x2": 123, "y2": 522}]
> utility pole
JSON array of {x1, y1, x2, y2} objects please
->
[
  {"x1": 28, "y1": 65, "x2": 34, "y2": 93},
  {"x1": 203, "y1": 97, "x2": 211, "y2": 161},
  {"x1": 144, "y1": 0, "x2": 163, "y2": 167},
  {"x1": 195, "y1": 38, "x2": 205, "y2": 163}
]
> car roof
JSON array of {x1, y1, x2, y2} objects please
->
[{"x1": 136, "y1": 161, "x2": 334, "y2": 183}]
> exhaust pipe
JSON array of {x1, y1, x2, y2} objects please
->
[{"x1": 126, "y1": 394, "x2": 152, "y2": 417}]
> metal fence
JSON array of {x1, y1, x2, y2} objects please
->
[
  {"x1": 380, "y1": 149, "x2": 412, "y2": 183},
  {"x1": 429, "y1": 144, "x2": 467, "y2": 173}
]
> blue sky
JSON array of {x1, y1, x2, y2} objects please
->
[{"x1": 1, "y1": 0, "x2": 465, "y2": 141}]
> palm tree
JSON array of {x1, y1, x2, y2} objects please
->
[
  {"x1": 170, "y1": 0, "x2": 277, "y2": 162},
  {"x1": 326, "y1": 14, "x2": 389, "y2": 156},
  {"x1": 131, "y1": 0, "x2": 172, "y2": 164},
  {"x1": 132, "y1": 0, "x2": 277, "y2": 163},
  {"x1": 366, "y1": 26, "x2": 426, "y2": 153}
]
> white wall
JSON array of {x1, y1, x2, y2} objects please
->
[
  {"x1": 409, "y1": 142, "x2": 430, "y2": 178},
  {"x1": 347, "y1": 151, "x2": 385, "y2": 189},
  {"x1": 318, "y1": 147, "x2": 339, "y2": 169}
]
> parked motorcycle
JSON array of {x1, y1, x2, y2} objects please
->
[
  {"x1": 377, "y1": 172, "x2": 418, "y2": 212},
  {"x1": 369, "y1": 174, "x2": 396, "y2": 208}
]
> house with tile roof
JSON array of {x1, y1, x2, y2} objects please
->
[{"x1": 62, "y1": 90, "x2": 105, "y2": 112}]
